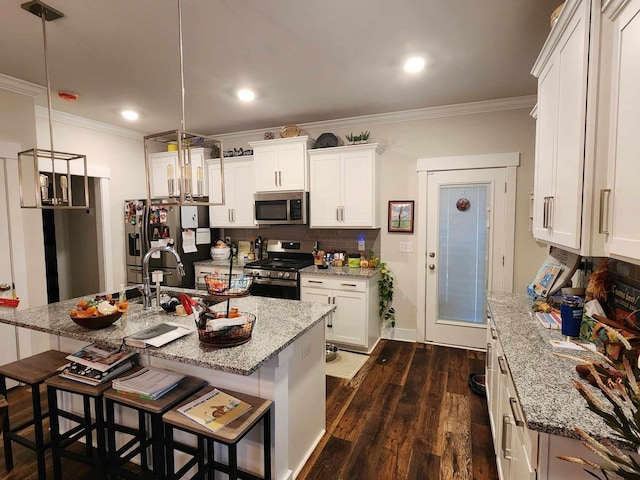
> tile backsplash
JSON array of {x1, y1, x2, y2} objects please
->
[
  {"x1": 219, "y1": 226, "x2": 380, "y2": 255},
  {"x1": 585, "y1": 257, "x2": 640, "y2": 290}
]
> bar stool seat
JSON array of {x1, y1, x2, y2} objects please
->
[
  {"x1": 45, "y1": 370, "x2": 120, "y2": 479},
  {"x1": 162, "y1": 386, "x2": 272, "y2": 480},
  {"x1": 0, "y1": 350, "x2": 70, "y2": 479},
  {"x1": 103, "y1": 368, "x2": 205, "y2": 479}
]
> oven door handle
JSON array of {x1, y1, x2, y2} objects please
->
[{"x1": 251, "y1": 278, "x2": 298, "y2": 287}]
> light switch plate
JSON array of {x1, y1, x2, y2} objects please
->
[{"x1": 399, "y1": 242, "x2": 413, "y2": 253}]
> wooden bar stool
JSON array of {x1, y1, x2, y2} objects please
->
[
  {"x1": 45, "y1": 371, "x2": 121, "y2": 480},
  {"x1": 103, "y1": 370, "x2": 205, "y2": 480},
  {"x1": 162, "y1": 386, "x2": 272, "y2": 480},
  {"x1": 0, "y1": 350, "x2": 70, "y2": 480}
]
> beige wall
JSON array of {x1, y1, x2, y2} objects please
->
[
  {"x1": 35, "y1": 114, "x2": 146, "y2": 293},
  {"x1": 0, "y1": 89, "x2": 48, "y2": 308}
]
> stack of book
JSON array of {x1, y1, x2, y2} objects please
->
[
  {"x1": 60, "y1": 345, "x2": 136, "y2": 386},
  {"x1": 112, "y1": 367, "x2": 186, "y2": 400}
]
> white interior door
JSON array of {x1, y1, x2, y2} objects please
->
[{"x1": 425, "y1": 168, "x2": 509, "y2": 349}]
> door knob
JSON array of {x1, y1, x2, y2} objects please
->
[
  {"x1": 428, "y1": 264, "x2": 435, "y2": 270},
  {"x1": 0, "y1": 284, "x2": 10, "y2": 292}
]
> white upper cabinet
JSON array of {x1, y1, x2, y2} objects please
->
[
  {"x1": 602, "y1": 0, "x2": 640, "y2": 262},
  {"x1": 149, "y1": 148, "x2": 210, "y2": 199},
  {"x1": 308, "y1": 143, "x2": 384, "y2": 229},
  {"x1": 531, "y1": 0, "x2": 592, "y2": 250},
  {"x1": 208, "y1": 157, "x2": 256, "y2": 228},
  {"x1": 249, "y1": 136, "x2": 313, "y2": 192}
]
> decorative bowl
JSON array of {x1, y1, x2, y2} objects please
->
[
  {"x1": 280, "y1": 124, "x2": 300, "y2": 138},
  {"x1": 70, "y1": 311, "x2": 123, "y2": 329},
  {"x1": 210, "y1": 246, "x2": 231, "y2": 260}
]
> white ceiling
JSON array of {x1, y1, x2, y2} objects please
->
[{"x1": 0, "y1": 0, "x2": 559, "y2": 136}]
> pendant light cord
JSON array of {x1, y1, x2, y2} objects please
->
[
  {"x1": 178, "y1": 0, "x2": 186, "y2": 132},
  {"x1": 41, "y1": 7, "x2": 57, "y2": 200}
]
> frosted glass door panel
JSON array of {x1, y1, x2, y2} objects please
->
[{"x1": 438, "y1": 185, "x2": 488, "y2": 324}]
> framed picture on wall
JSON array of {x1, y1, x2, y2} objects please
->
[{"x1": 388, "y1": 200, "x2": 414, "y2": 233}]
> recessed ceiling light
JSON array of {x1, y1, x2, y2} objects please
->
[
  {"x1": 404, "y1": 56, "x2": 425, "y2": 74},
  {"x1": 237, "y1": 88, "x2": 256, "y2": 102},
  {"x1": 121, "y1": 110, "x2": 139, "y2": 121}
]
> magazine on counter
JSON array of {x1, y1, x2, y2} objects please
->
[
  {"x1": 66, "y1": 344, "x2": 136, "y2": 372},
  {"x1": 124, "y1": 322, "x2": 194, "y2": 348},
  {"x1": 178, "y1": 388, "x2": 252, "y2": 433}
]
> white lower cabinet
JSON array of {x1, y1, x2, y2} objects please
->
[
  {"x1": 300, "y1": 273, "x2": 380, "y2": 354},
  {"x1": 486, "y1": 322, "x2": 536, "y2": 480}
]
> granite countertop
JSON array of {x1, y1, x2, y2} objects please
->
[
  {"x1": 0, "y1": 290, "x2": 334, "y2": 376},
  {"x1": 299, "y1": 265, "x2": 380, "y2": 279},
  {"x1": 487, "y1": 292, "x2": 626, "y2": 447}
]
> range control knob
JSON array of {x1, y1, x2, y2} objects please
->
[
  {"x1": 263, "y1": 271, "x2": 271, "y2": 277},
  {"x1": 283, "y1": 272, "x2": 290, "y2": 279},
  {"x1": 277, "y1": 272, "x2": 284, "y2": 278}
]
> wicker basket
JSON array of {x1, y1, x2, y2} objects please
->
[
  {"x1": 198, "y1": 312, "x2": 256, "y2": 347},
  {"x1": 204, "y1": 273, "x2": 253, "y2": 297}
]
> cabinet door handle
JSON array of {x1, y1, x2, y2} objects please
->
[
  {"x1": 486, "y1": 343, "x2": 492, "y2": 370},
  {"x1": 232, "y1": 209, "x2": 236, "y2": 222},
  {"x1": 228, "y1": 209, "x2": 231, "y2": 222},
  {"x1": 497, "y1": 356, "x2": 508, "y2": 375},
  {"x1": 278, "y1": 171, "x2": 282, "y2": 186},
  {"x1": 274, "y1": 171, "x2": 278, "y2": 187},
  {"x1": 332, "y1": 297, "x2": 336, "y2": 305},
  {"x1": 547, "y1": 196, "x2": 554, "y2": 229},
  {"x1": 491, "y1": 327, "x2": 497, "y2": 339},
  {"x1": 341, "y1": 206, "x2": 345, "y2": 221},
  {"x1": 327, "y1": 314, "x2": 333, "y2": 328},
  {"x1": 599, "y1": 189, "x2": 611, "y2": 234},
  {"x1": 341, "y1": 283, "x2": 357, "y2": 288},
  {"x1": 509, "y1": 397, "x2": 525, "y2": 427},
  {"x1": 308, "y1": 280, "x2": 323, "y2": 285},
  {"x1": 542, "y1": 196, "x2": 549, "y2": 228},
  {"x1": 336, "y1": 207, "x2": 340, "y2": 221},
  {"x1": 502, "y1": 415, "x2": 512, "y2": 460}
]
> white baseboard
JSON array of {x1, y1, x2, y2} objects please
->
[
  {"x1": 292, "y1": 429, "x2": 325, "y2": 479},
  {"x1": 381, "y1": 327, "x2": 416, "y2": 343}
]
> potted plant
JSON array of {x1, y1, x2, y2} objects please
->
[
  {"x1": 359, "y1": 131, "x2": 371, "y2": 143},
  {"x1": 375, "y1": 255, "x2": 395, "y2": 328},
  {"x1": 345, "y1": 133, "x2": 361, "y2": 145}
]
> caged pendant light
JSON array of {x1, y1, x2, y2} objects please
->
[
  {"x1": 143, "y1": 0, "x2": 225, "y2": 207},
  {"x1": 18, "y1": 0, "x2": 91, "y2": 210}
]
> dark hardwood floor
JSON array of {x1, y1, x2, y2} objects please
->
[
  {"x1": 297, "y1": 340, "x2": 499, "y2": 480},
  {"x1": 0, "y1": 340, "x2": 497, "y2": 480}
]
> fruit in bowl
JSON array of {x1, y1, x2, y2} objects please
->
[{"x1": 70, "y1": 297, "x2": 128, "y2": 329}]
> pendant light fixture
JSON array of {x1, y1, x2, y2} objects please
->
[
  {"x1": 143, "y1": 0, "x2": 224, "y2": 207},
  {"x1": 18, "y1": 0, "x2": 91, "y2": 210}
]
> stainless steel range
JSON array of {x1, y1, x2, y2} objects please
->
[{"x1": 243, "y1": 240, "x2": 315, "y2": 300}]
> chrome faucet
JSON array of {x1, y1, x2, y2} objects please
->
[{"x1": 142, "y1": 245, "x2": 185, "y2": 310}]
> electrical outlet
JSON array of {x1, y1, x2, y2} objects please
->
[
  {"x1": 358, "y1": 239, "x2": 365, "y2": 251},
  {"x1": 399, "y1": 241, "x2": 413, "y2": 253}
]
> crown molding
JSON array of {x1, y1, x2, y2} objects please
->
[
  {"x1": 0, "y1": 73, "x2": 45, "y2": 97},
  {"x1": 213, "y1": 95, "x2": 537, "y2": 143},
  {"x1": 35, "y1": 106, "x2": 145, "y2": 140}
]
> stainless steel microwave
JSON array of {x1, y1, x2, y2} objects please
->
[{"x1": 254, "y1": 191, "x2": 308, "y2": 225}]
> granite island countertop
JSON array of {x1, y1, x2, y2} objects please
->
[
  {"x1": 299, "y1": 265, "x2": 380, "y2": 278},
  {"x1": 487, "y1": 292, "x2": 626, "y2": 447},
  {"x1": 0, "y1": 291, "x2": 334, "y2": 377}
]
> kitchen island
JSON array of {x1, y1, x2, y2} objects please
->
[{"x1": 0, "y1": 291, "x2": 334, "y2": 480}]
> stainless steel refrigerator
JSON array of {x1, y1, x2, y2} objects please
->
[{"x1": 124, "y1": 200, "x2": 214, "y2": 288}]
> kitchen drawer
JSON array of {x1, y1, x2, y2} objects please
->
[{"x1": 300, "y1": 276, "x2": 367, "y2": 293}]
